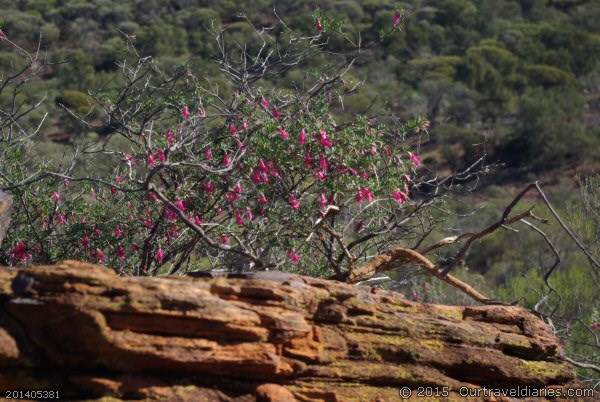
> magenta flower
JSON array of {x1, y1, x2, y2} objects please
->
[
  {"x1": 408, "y1": 152, "x2": 422, "y2": 168},
  {"x1": 174, "y1": 199, "x2": 186, "y2": 211},
  {"x1": 229, "y1": 123, "x2": 238, "y2": 137},
  {"x1": 287, "y1": 249, "x2": 301, "y2": 264},
  {"x1": 392, "y1": 11, "x2": 403, "y2": 29},
  {"x1": 51, "y1": 191, "x2": 61, "y2": 203},
  {"x1": 261, "y1": 96, "x2": 270, "y2": 109},
  {"x1": 233, "y1": 182, "x2": 243, "y2": 194},
  {"x1": 0, "y1": 29, "x2": 6, "y2": 41},
  {"x1": 289, "y1": 194, "x2": 300, "y2": 210},
  {"x1": 81, "y1": 235, "x2": 90, "y2": 249},
  {"x1": 314, "y1": 170, "x2": 327, "y2": 182},
  {"x1": 123, "y1": 153, "x2": 135, "y2": 166},
  {"x1": 258, "y1": 193, "x2": 269, "y2": 205},
  {"x1": 202, "y1": 180, "x2": 215, "y2": 194},
  {"x1": 319, "y1": 154, "x2": 329, "y2": 171},
  {"x1": 96, "y1": 248, "x2": 106, "y2": 264},
  {"x1": 113, "y1": 226, "x2": 124, "y2": 238},
  {"x1": 155, "y1": 149, "x2": 166, "y2": 163},
  {"x1": 391, "y1": 190, "x2": 409, "y2": 204},
  {"x1": 204, "y1": 148, "x2": 213, "y2": 161},
  {"x1": 355, "y1": 187, "x2": 375, "y2": 203},
  {"x1": 181, "y1": 105, "x2": 190, "y2": 120},
  {"x1": 234, "y1": 210, "x2": 244, "y2": 226},
  {"x1": 166, "y1": 130, "x2": 176, "y2": 145},
  {"x1": 298, "y1": 129, "x2": 307, "y2": 145},
  {"x1": 242, "y1": 121, "x2": 249, "y2": 130},
  {"x1": 147, "y1": 153, "x2": 156, "y2": 167},
  {"x1": 193, "y1": 215, "x2": 203, "y2": 226},
  {"x1": 219, "y1": 234, "x2": 230, "y2": 245},
  {"x1": 143, "y1": 219, "x2": 154, "y2": 229},
  {"x1": 591, "y1": 322, "x2": 600, "y2": 331},
  {"x1": 55, "y1": 213, "x2": 67, "y2": 225},
  {"x1": 223, "y1": 153, "x2": 232, "y2": 167},
  {"x1": 278, "y1": 127, "x2": 289, "y2": 140},
  {"x1": 246, "y1": 207, "x2": 254, "y2": 221},
  {"x1": 319, "y1": 193, "x2": 328, "y2": 210},
  {"x1": 11, "y1": 241, "x2": 30, "y2": 264},
  {"x1": 155, "y1": 247, "x2": 165, "y2": 264},
  {"x1": 318, "y1": 129, "x2": 333, "y2": 148},
  {"x1": 116, "y1": 245, "x2": 126, "y2": 261},
  {"x1": 271, "y1": 107, "x2": 281, "y2": 120},
  {"x1": 165, "y1": 208, "x2": 178, "y2": 221},
  {"x1": 315, "y1": 18, "x2": 323, "y2": 33},
  {"x1": 304, "y1": 152, "x2": 313, "y2": 168},
  {"x1": 411, "y1": 290, "x2": 419, "y2": 302}
]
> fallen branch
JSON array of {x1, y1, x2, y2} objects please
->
[{"x1": 347, "y1": 246, "x2": 501, "y2": 305}]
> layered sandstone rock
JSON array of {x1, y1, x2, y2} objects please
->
[{"x1": 0, "y1": 261, "x2": 593, "y2": 401}]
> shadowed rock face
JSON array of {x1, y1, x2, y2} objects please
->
[
  {"x1": 0, "y1": 261, "x2": 594, "y2": 401},
  {"x1": 0, "y1": 190, "x2": 11, "y2": 246}
]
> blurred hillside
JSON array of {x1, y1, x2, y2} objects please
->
[{"x1": 1, "y1": 0, "x2": 599, "y2": 179}]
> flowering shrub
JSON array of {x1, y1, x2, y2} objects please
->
[{"x1": 0, "y1": 12, "x2": 469, "y2": 278}]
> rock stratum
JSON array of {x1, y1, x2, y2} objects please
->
[{"x1": 0, "y1": 261, "x2": 595, "y2": 401}]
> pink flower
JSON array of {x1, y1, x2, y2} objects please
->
[
  {"x1": 115, "y1": 175, "x2": 124, "y2": 184},
  {"x1": 0, "y1": 29, "x2": 6, "y2": 41},
  {"x1": 155, "y1": 149, "x2": 166, "y2": 163},
  {"x1": 166, "y1": 130, "x2": 176, "y2": 145},
  {"x1": 193, "y1": 215, "x2": 203, "y2": 226},
  {"x1": 174, "y1": 199, "x2": 186, "y2": 211},
  {"x1": 391, "y1": 190, "x2": 409, "y2": 204},
  {"x1": 411, "y1": 290, "x2": 419, "y2": 302},
  {"x1": 182, "y1": 105, "x2": 190, "y2": 120},
  {"x1": 392, "y1": 11, "x2": 403, "y2": 29},
  {"x1": 223, "y1": 153, "x2": 232, "y2": 167},
  {"x1": 319, "y1": 154, "x2": 329, "y2": 171},
  {"x1": 226, "y1": 191, "x2": 240, "y2": 204},
  {"x1": 289, "y1": 194, "x2": 300, "y2": 210},
  {"x1": 81, "y1": 235, "x2": 90, "y2": 249},
  {"x1": 155, "y1": 247, "x2": 165, "y2": 264},
  {"x1": 165, "y1": 208, "x2": 178, "y2": 221},
  {"x1": 233, "y1": 182, "x2": 243, "y2": 194},
  {"x1": 202, "y1": 180, "x2": 215, "y2": 194},
  {"x1": 271, "y1": 107, "x2": 281, "y2": 120},
  {"x1": 11, "y1": 241, "x2": 30, "y2": 264},
  {"x1": 116, "y1": 245, "x2": 126, "y2": 261},
  {"x1": 204, "y1": 148, "x2": 213, "y2": 161},
  {"x1": 408, "y1": 152, "x2": 422, "y2": 168},
  {"x1": 355, "y1": 187, "x2": 374, "y2": 203},
  {"x1": 319, "y1": 193, "x2": 328, "y2": 210},
  {"x1": 147, "y1": 191, "x2": 159, "y2": 202},
  {"x1": 131, "y1": 244, "x2": 140, "y2": 252},
  {"x1": 287, "y1": 249, "x2": 301, "y2": 264},
  {"x1": 56, "y1": 212, "x2": 67, "y2": 224},
  {"x1": 315, "y1": 18, "x2": 323, "y2": 33},
  {"x1": 245, "y1": 207, "x2": 254, "y2": 221},
  {"x1": 591, "y1": 322, "x2": 600, "y2": 331},
  {"x1": 234, "y1": 210, "x2": 244, "y2": 226},
  {"x1": 251, "y1": 169, "x2": 268, "y2": 185},
  {"x1": 242, "y1": 121, "x2": 249, "y2": 130},
  {"x1": 147, "y1": 153, "x2": 156, "y2": 167},
  {"x1": 258, "y1": 193, "x2": 269, "y2": 205},
  {"x1": 123, "y1": 153, "x2": 135, "y2": 166},
  {"x1": 219, "y1": 234, "x2": 230, "y2": 245},
  {"x1": 298, "y1": 129, "x2": 307, "y2": 145},
  {"x1": 229, "y1": 123, "x2": 238, "y2": 137},
  {"x1": 96, "y1": 248, "x2": 106, "y2": 264},
  {"x1": 278, "y1": 127, "x2": 289, "y2": 140},
  {"x1": 314, "y1": 170, "x2": 327, "y2": 182},
  {"x1": 318, "y1": 129, "x2": 333, "y2": 148},
  {"x1": 304, "y1": 152, "x2": 313, "y2": 168},
  {"x1": 51, "y1": 191, "x2": 61, "y2": 203},
  {"x1": 261, "y1": 96, "x2": 270, "y2": 109},
  {"x1": 112, "y1": 226, "x2": 123, "y2": 238}
]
